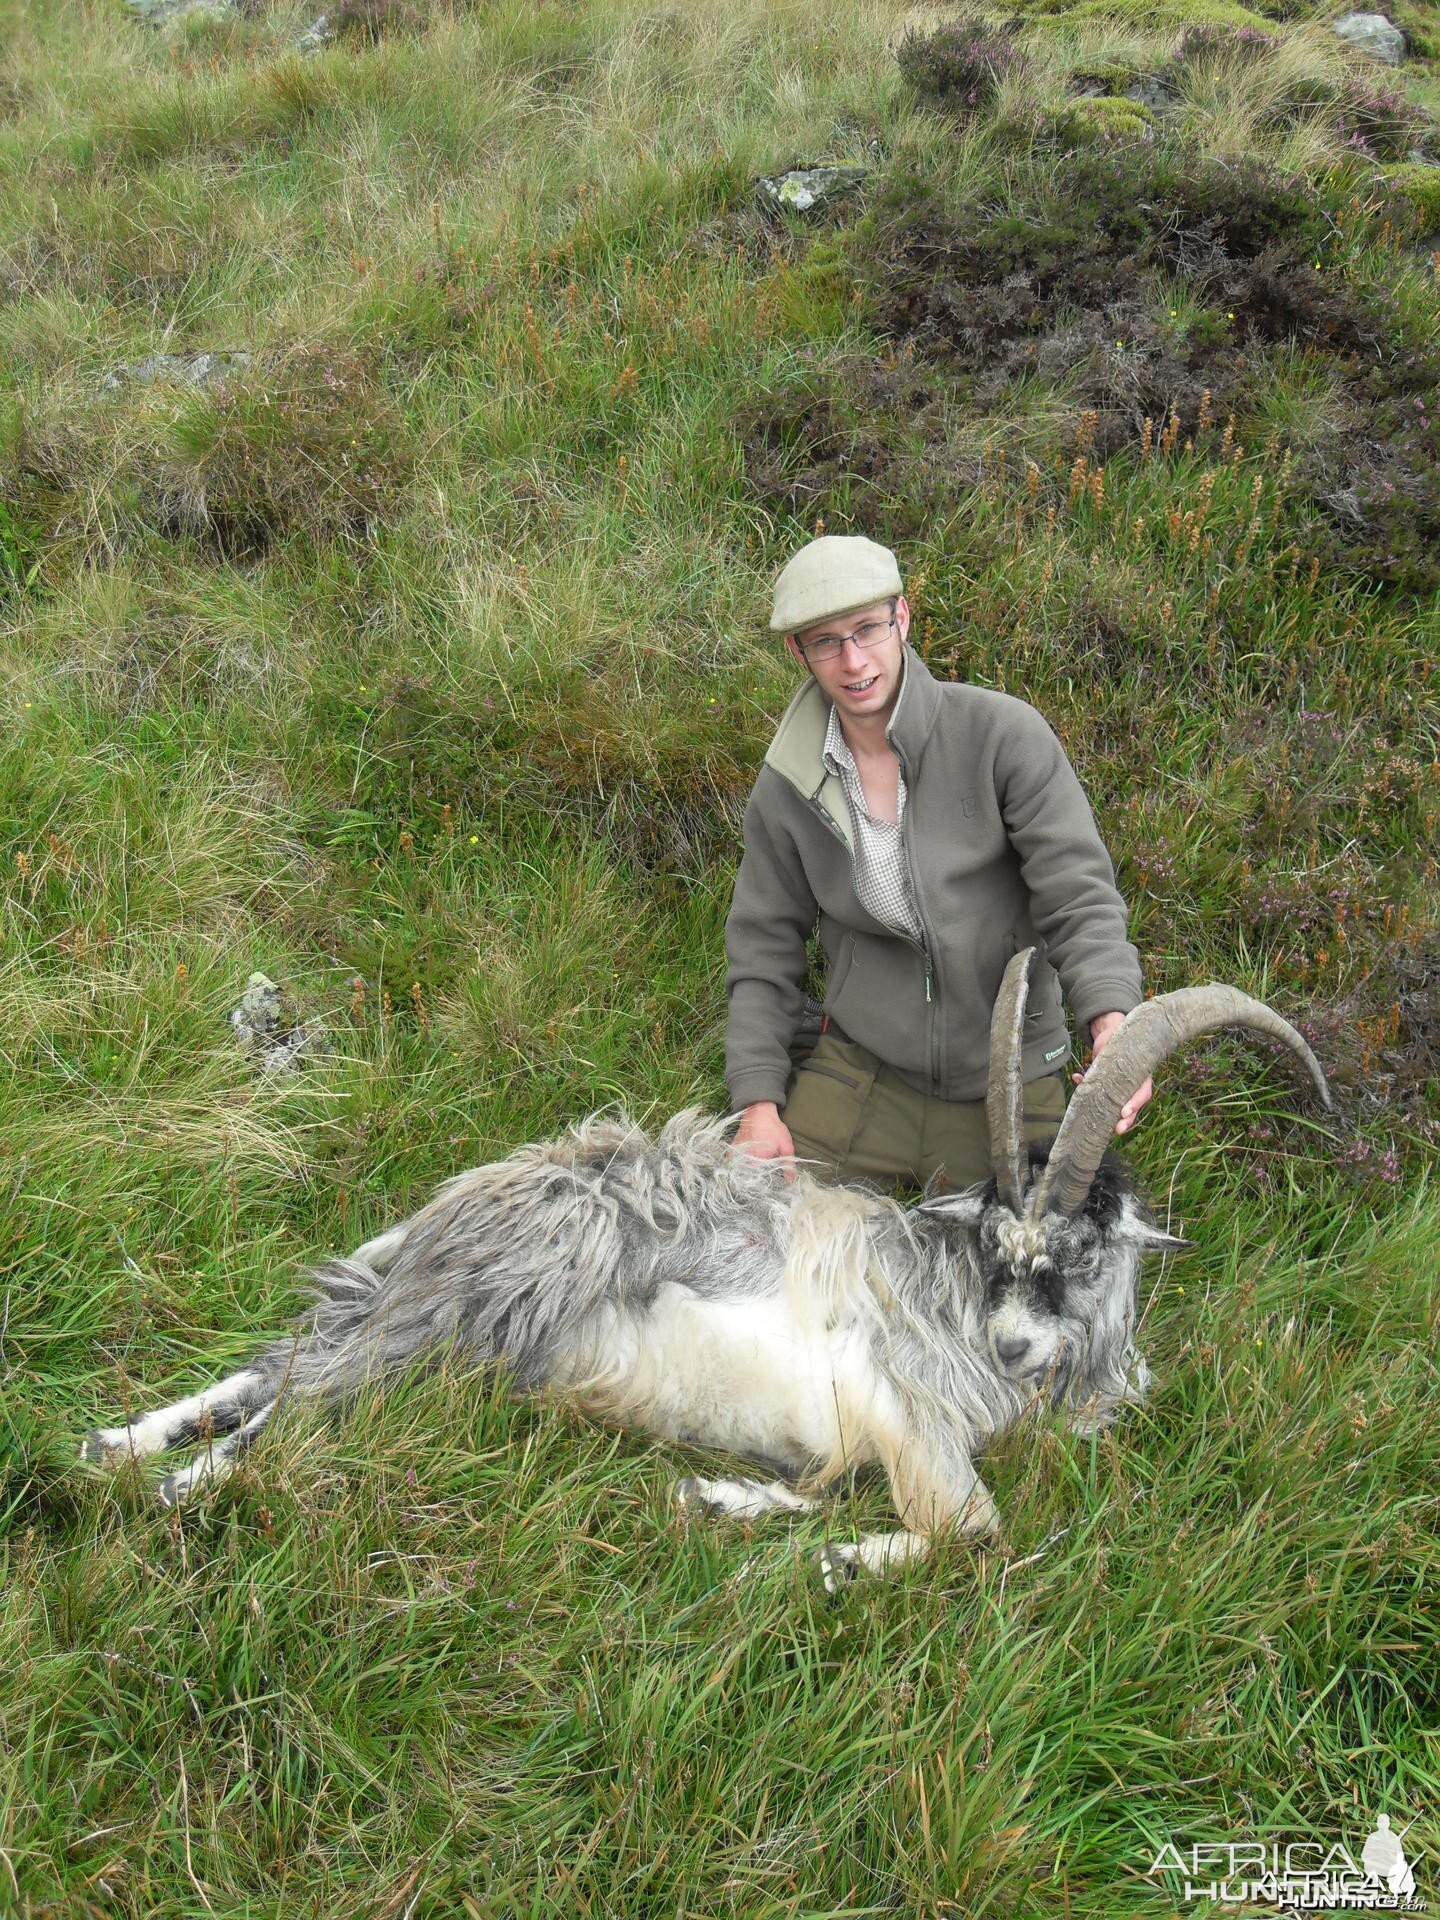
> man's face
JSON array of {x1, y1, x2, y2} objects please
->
[{"x1": 787, "y1": 596, "x2": 910, "y2": 725}]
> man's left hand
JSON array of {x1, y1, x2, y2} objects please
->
[{"x1": 1075, "y1": 1011, "x2": 1153, "y2": 1134}]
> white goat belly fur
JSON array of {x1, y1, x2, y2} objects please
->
[{"x1": 555, "y1": 1288, "x2": 882, "y2": 1479}]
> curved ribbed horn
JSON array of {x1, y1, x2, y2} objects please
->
[
  {"x1": 987, "y1": 947, "x2": 1035, "y2": 1213},
  {"x1": 1030, "y1": 986, "x2": 1333, "y2": 1221}
]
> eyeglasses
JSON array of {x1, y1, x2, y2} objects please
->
[{"x1": 796, "y1": 611, "x2": 898, "y2": 662}]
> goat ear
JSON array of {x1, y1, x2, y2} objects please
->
[
  {"x1": 913, "y1": 1191, "x2": 988, "y2": 1230},
  {"x1": 1112, "y1": 1194, "x2": 1191, "y2": 1256},
  {"x1": 1137, "y1": 1224, "x2": 1193, "y2": 1256}
]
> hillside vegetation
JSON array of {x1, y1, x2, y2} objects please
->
[{"x1": 1, "y1": 0, "x2": 1438, "y2": 1913}]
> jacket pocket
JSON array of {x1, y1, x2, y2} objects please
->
[
  {"x1": 783, "y1": 1034, "x2": 877, "y2": 1166},
  {"x1": 799, "y1": 1062, "x2": 864, "y2": 1091}
]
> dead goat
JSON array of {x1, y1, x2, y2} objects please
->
[{"x1": 82, "y1": 951, "x2": 1330, "y2": 1583}]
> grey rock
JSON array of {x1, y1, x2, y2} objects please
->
[
  {"x1": 756, "y1": 166, "x2": 867, "y2": 217},
  {"x1": 230, "y1": 972, "x2": 323, "y2": 1074},
  {"x1": 1072, "y1": 70, "x2": 1178, "y2": 113},
  {"x1": 231, "y1": 972, "x2": 283, "y2": 1041},
  {"x1": 1333, "y1": 12, "x2": 1406, "y2": 65},
  {"x1": 126, "y1": 0, "x2": 236, "y2": 24},
  {"x1": 100, "y1": 350, "x2": 252, "y2": 394},
  {"x1": 1125, "y1": 74, "x2": 1180, "y2": 114},
  {"x1": 296, "y1": 13, "x2": 334, "y2": 53}
]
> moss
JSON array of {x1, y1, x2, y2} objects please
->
[
  {"x1": 1390, "y1": 2, "x2": 1438, "y2": 60},
  {"x1": 1067, "y1": 60, "x2": 1142, "y2": 93},
  {"x1": 1383, "y1": 163, "x2": 1440, "y2": 227},
  {"x1": 1002, "y1": 0, "x2": 1276, "y2": 30},
  {"x1": 1051, "y1": 94, "x2": 1157, "y2": 144}
]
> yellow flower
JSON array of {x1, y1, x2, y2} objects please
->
[{"x1": 468, "y1": 834, "x2": 479, "y2": 844}]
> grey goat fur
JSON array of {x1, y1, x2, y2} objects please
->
[{"x1": 82, "y1": 952, "x2": 1331, "y2": 1583}]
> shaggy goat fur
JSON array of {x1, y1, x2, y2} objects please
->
[{"x1": 83, "y1": 1109, "x2": 1174, "y2": 1579}]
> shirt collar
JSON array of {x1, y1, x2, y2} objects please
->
[
  {"x1": 821, "y1": 650, "x2": 910, "y2": 774},
  {"x1": 821, "y1": 699, "x2": 851, "y2": 775}
]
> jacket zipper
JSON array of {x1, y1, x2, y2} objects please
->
[
  {"x1": 895, "y1": 754, "x2": 941, "y2": 1088},
  {"x1": 811, "y1": 773, "x2": 939, "y2": 1081}
]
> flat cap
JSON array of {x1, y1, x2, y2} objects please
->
[{"x1": 769, "y1": 535, "x2": 903, "y2": 634}]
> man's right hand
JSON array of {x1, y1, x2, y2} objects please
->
[{"x1": 733, "y1": 1101, "x2": 796, "y2": 1180}]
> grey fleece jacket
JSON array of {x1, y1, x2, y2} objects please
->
[{"x1": 724, "y1": 649, "x2": 1143, "y2": 1110}]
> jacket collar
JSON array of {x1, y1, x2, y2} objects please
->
[{"x1": 763, "y1": 646, "x2": 944, "y2": 810}]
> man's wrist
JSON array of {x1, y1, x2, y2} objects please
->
[{"x1": 728, "y1": 1069, "x2": 789, "y2": 1112}]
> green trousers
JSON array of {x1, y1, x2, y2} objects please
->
[{"x1": 782, "y1": 1030, "x2": 1068, "y2": 1194}]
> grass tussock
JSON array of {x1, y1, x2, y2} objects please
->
[
  {"x1": 11, "y1": 339, "x2": 414, "y2": 561},
  {"x1": 0, "y1": 0, "x2": 1437, "y2": 1912}
]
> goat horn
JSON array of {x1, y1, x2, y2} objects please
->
[
  {"x1": 1029, "y1": 986, "x2": 1333, "y2": 1220},
  {"x1": 986, "y1": 947, "x2": 1035, "y2": 1213}
]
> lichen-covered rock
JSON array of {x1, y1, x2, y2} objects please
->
[
  {"x1": 297, "y1": 1, "x2": 424, "y2": 48},
  {"x1": 295, "y1": 13, "x2": 334, "y2": 52},
  {"x1": 756, "y1": 167, "x2": 867, "y2": 217},
  {"x1": 100, "y1": 350, "x2": 252, "y2": 393},
  {"x1": 229, "y1": 972, "x2": 323, "y2": 1074},
  {"x1": 1125, "y1": 74, "x2": 1181, "y2": 114},
  {"x1": 1333, "y1": 12, "x2": 1406, "y2": 65},
  {"x1": 125, "y1": 0, "x2": 235, "y2": 23},
  {"x1": 1071, "y1": 64, "x2": 1178, "y2": 114}
]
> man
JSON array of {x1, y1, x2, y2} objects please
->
[{"x1": 725, "y1": 534, "x2": 1151, "y2": 1189}]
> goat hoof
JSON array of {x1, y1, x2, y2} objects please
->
[
  {"x1": 79, "y1": 1428, "x2": 127, "y2": 1466},
  {"x1": 815, "y1": 1542, "x2": 861, "y2": 1596},
  {"x1": 156, "y1": 1472, "x2": 187, "y2": 1508},
  {"x1": 672, "y1": 1476, "x2": 725, "y2": 1515}
]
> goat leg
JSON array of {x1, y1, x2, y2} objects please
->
[
  {"x1": 158, "y1": 1400, "x2": 277, "y2": 1506},
  {"x1": 816, "y1": 1427, "x2": 1001, "y2": 1590},
  {"x1": 80, "y1": 1366, "x2": 271, "y2": 1468},
  {"x1": 672, "y1": 1476, "x2": 821, "y2": 1521}
]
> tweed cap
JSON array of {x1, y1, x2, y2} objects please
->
[{"x1": 769, "y1": 535, "x2": 903, "y2": 634}]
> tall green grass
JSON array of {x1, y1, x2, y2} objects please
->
[{"x1": 1, "y1": 0, "x2": 1437, "y2": 1913}]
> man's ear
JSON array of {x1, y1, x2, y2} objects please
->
[
  {"x1": 783, "y1": 634, "x2": 806, "y2": 670},
  {"x1": 894, "y1": 594, "x2": 911, "y2": 646}
]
